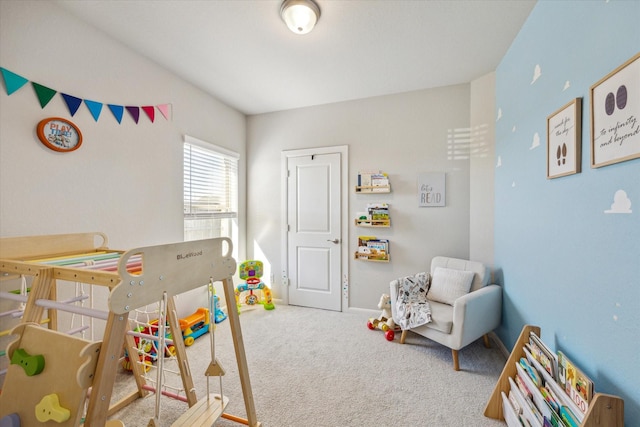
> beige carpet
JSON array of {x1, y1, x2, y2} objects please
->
[{"x1": 111, "y1": 304, "x2": 507, "y2": 427}]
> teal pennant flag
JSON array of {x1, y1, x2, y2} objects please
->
[
  {"x1": 0, "y1": 67, "x2": 29, "y2": 95},
  {"x1": 32, "y1": 82, "x2": 57, "y2": 108},
  {"x1": 108, "y1": 104, "x2": 124, "y2": 124},
  {"x1": 84, "y1": 99, "x2": 103, "y2": 122},
  {"x1": 61, "y1": 93, "x2": 83, "y2": 116}
]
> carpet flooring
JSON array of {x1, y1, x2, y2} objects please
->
[{"x1": 111, "y1": 304, "x2": 508, "y2": 426}]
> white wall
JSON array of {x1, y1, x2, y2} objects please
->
[
  {"x1": 0, "y1": 1, "x2": 247, "y2": 327},
  {"x1": 469, "y1": 72, "x2": 496, "y2": 273},
  {"x1": 0, "y1": 1, "x2": 246, "y2": 248},
  {"x1": 1, "y1": 1, "x2": 494, "y2": 317},
  {"x1": 247, "y1": 84, "x2": 473, "y2": 310}
]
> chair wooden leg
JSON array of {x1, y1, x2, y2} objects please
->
[
  {"x1": 452, "y1": 349, "x2": 460, "y2": 371},
  {"x1": 483, "y1": 334, "x2": 491, "y2": 348},
  {"x1": 400, "y1": 330, "x2": 408, "y2": 344}
]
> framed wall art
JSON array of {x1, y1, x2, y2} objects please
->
[
  {"x1": 36, "y1": 117, "x2": 82, "y2": 153},
  {"x1": 590, "y1": 52, "x2": 640, "y2": 168},
  {"x1": 547, "y1": 98, "x2": 582, "y2": 179},
  {"x1": 417, "y1": 172, "x2": 445, "y2": 207}
]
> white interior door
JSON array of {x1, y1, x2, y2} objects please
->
[{"x1": 286, "y1": 151, "x2": 341, "y2": 311}]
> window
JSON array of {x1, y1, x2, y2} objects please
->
[{"x1": 183, "y1": 135, "x2": 238, "y2": 255}]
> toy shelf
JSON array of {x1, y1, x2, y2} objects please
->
[{"x1": 355, "y1": 219, "x2": 391, "y2": 227}]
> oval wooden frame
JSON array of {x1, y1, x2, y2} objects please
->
[{"x1": 36, "y1": 117, "x2": 83, "y2": 153}]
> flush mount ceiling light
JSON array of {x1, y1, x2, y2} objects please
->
[{"x1": 280, "y1": 0, "x2": 321, "y2": 35}]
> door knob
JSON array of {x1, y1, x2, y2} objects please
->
[{"x1": 327, "y1": 238, "x2": 340, "y2": 244}]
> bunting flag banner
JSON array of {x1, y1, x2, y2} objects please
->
[
  {"x1": 108, "y1": 104, "x2": 124, "y2": 124},
  {"x1": 32, "y1": 82, "x2": 57, "y2": 108},
  {"x1": 126, "y1": 106, "x2": 140, "y2": 124},
  {"x1": 157, "y1": 103, "x2": 171, "y2": 120},
  {"x1": 141, "y1": 106, "x2": 155, "y2": 123},
  {"x1": 84, "y1": 99, "x2": 103, "y2": 122},
  {"x1": 1, "y1": 67, "x2": 29, "y2": 95},
  {"x1": 61, "y1": 93, "x2": 83, "y2": 116},
  {"x1": 1, "y1": 65, "x2": 172, "y2": 124}
]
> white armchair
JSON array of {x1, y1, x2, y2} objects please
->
[{"x1": 390, "y1": 256, "x2": 502, "y2": 371}]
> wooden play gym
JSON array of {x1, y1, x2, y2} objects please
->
[{"x1": 0, "y1": 232, "x2": 261, "y2": 426}]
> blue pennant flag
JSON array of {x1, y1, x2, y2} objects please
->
[
  {"x1": 84, "y1": 99, "x2": 103, "y2": 122},
  {"x1": 61, "y1": 93, "x2": 83, "y2": 116},
  {"x1": 108, "y1": 104, "x2": 124, "y2": 124}
]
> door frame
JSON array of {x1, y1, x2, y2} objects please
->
[{"x1": 281, "y1": 145, "x2": 349, "y2": 310}]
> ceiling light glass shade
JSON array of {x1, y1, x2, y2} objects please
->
[{"x1": 280, "y1": 0, "x2": 321, "y2": 35}]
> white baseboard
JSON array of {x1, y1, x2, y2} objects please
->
[
  {"x1": 488, "y1": 331, "x2": 510, "y2": 359},
  {"x1": 345, "y1": 306, "x2": 379, "y2": 316}
]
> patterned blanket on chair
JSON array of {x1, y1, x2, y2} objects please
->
[{"x1": 395, "y1": 272, "x2": 432, "y2": 330}]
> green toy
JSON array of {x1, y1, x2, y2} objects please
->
[{"x1": 10, "y1": 348, "x2": 45, "y2": 376}]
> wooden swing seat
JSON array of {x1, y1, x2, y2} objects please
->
[{"x1": 171, "y1": 394, "x2": 229, "y2": 427}]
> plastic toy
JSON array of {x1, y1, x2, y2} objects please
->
[
  {"x1": 179, "y1": 307, "x2": 210, "y2": 346},
  {"x1": 0, "y1": 413, "x2": 20, "y2": 427},
  {"x1": 213, "y1": 292, "x2": 227, "y2": 324},
  {"x1": 235, "y1": 260, "x2": 275, "y2": 311},
  {"x1": 10, "y1": 348, "x2": 45, "y2": 376},
  {"x1": 367, "y1": 293, "x2": 399, "y2": 341},
  {"x1": 35, "y1": 394, "x2": 70, "y2": 423}
]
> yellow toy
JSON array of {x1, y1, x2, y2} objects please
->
[
  {"x1": 235, "y1": 260, "x2": 275, "y2": 311},
  {"x1": 35, "y1": 394, "x2": 71, "y2": 423}
]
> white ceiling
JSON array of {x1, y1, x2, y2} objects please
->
[{"x1": 55, "y1": 0, "x2": 536, "y2": 116}]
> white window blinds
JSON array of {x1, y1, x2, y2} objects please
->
[{"x1": 183, "y1": 136, "x2": 238, "y2": 241}]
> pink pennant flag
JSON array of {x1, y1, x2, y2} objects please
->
[
  {"x1": 141, "y1": 106, "x2": 155, "y2": 123},
  {"x1": 157, "y1": 103, "x2": 171, "y2": 121}
]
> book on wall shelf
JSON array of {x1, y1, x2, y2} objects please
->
[
  {"x1": 355, "y1": 203, "x2": 390, "y2": 227},
  {"x1": 355, "y1": 235, "x2": 390, "y2": 262},
  {"x1": 484, "y1": 325, "x2": 624, "y2": 427},
  {"x1": 356, "y1": 170, "x2": 390, "y2": 193}
]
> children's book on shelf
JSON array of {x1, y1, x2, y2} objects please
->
[
  {"x1": 356, "y1": 203, "x2": 390, "y2": 226},
  {"x1": 357, "y1": 236, "x2": 389, "y2": 260},
  {"x1": 358, "y1": 172, "x2": 372, "y2": 187},
  {"x1": 370, "y1": 173, "x2": 389, "y2": 191},
  {"x1": 503, "y1": 331, "x2": 600, "y2": 427},
  {"x1": 529, "y1": 332, "x2": 558, "y2": 381},
  {"x1": 557, "y1": 351, "x2": 594, "y2": 415},
  {"x1": 357, "y1": 170, "x2": 389, "y2": 192},
  {"x1": 489, "y1": 325, "x2": 623, "y2": 427},
  {"x1": 368, "y1": 202, "x2": 389, "y2": 222}
]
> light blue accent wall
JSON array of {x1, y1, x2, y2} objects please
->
[{"x1": 495, "y1": 1, "x2": 639, "y2": 424}]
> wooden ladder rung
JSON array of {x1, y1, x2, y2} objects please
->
[{"x1": 171, "y1": 394, "x2": 229, "y2": 427}]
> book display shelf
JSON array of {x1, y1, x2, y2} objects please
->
[
  {"x1": 354, "y1": 172, "x2": 391, "y2": 262},
  {"x1": 355, "y1": 171, "x2": 391, "y2": 193},
  {"x1": 355, "y1": 235, "x2": 390, "y2": 262},
  {"x1": 355, "y1": 203, "x2": 390, "y2": 227},
  {"x1": 484, "y1": 325, "x2": 624, "y2": 427}
]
